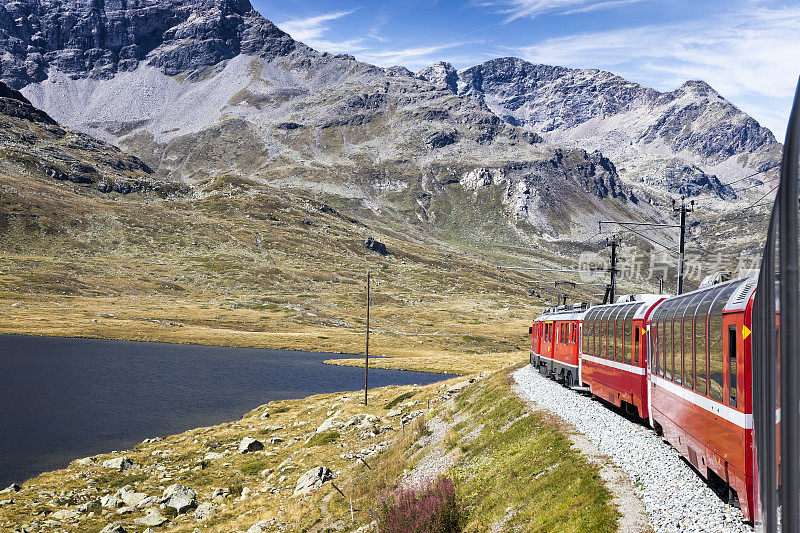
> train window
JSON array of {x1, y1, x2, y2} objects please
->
[
  {"x1": 695, "y1": 291, "x2": 715, "y2": 396},
  {"x1": 634, "y1": 324, "x2": 640, "y2": 365},
  {"x1": 729, "y1": 325, "x2": 737, "y2": 407},
  {"x1": 664, "y1": 301, "x2": 680, "y2": 381},
  {"x1": 600, "y1": 309, "x2": 614, "y2": 359},
  {"x1": 621, "y1": 307, "x2": 627, "y2": 364},
  {"x1": 660, "y1": 301, "x2": 670, "y2": 378},
  {"x1": 614, "y1": 306, "x2": 623, "y2": 361},
  {"x1": 612, "y1": 306, "x2": 622, "y2": 362},
  {"x1": 670, "y1": 304, "x2": 682, "y2": 383},
  {"x1": 708, "y1": 285, "x2": 736, "y2": 402},
  {"x1": 682, "y1": 293, "x2": 702, "y2": 390},
  {"x1": 626, "y1": 305, "x2": 638, "y2": 364},
  {"x1": 605, "y1": 307, "x2": 614, "y2": 359}
]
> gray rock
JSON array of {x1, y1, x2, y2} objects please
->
[
  {"x1": 1, "y1": 483, "x2": 21, "y2": 493},
  {"x1": 238, "y1": 437, "x2": 264, "y2": 453},
  {"x1": 364, "y1": 237, "x2": 388, "y2": 256},
  {"x1": 51, "y1": 509, "x2": 78, "y2": 521},
  {"x1": 194, "y1": 501, "x2": 215, "y2": 521},
  {"x1": 134, "y1": 507, "x2": 168, "y2": 526},
  {"x1": 162, "y1": 484, "x2": 197, "y2": 513},
  {"x1": 101, "y1": 457, "x2": 135, "y2": 471},
  {"x1": 293, "y1": 466, "x2": 334, "y2": 497}
]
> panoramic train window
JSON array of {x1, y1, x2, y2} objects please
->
[
  {"x1": 634, "y1": 323, "x2": 640, "y2": 365},
  {"x1": 708, "y1": 284, "x2": 737, "y2": 402},
  {"x1": 729, "y1": 325, "x2": 737, "y2": 407},
  {"x1": 670, "y1": 303, "x2": 682, "y2": 383},
  {"x1": 695, "y1": 290, "x2": 715, "y2": 396},
  {"x1": 588, "y1": 311, "x2": 596, "y2": 355},
  {"x1": 621, "y1": 306, "x2": 628, "y2": 363},
  {"x1": 601, "y1": 307, "x2": 609, "y2": 359},
  {"x1": 660, "y1": 301, "x2": 670, "y2": 378},
  {"x1": 614, "y1": 306, "x2": 624, "y2": 362},
  {"x1": 683, "y1": 292, "x2": 702, "y2": 390},
  {"x1": 665, "y1": 303, "x2": 675, "y2": 381},
  {"x1": 626, "y1": 305, "x2": 638, "y2": 364}
]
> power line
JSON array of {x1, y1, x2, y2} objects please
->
[
  {"x1": 725, "y1": 163, "x2": 781, "y2": 187},
  {"x1": 744, "y1": 184, "x2": 780, "y2": 211}
]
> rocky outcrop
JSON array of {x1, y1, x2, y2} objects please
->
[
  {"x1": 293, "y1": 466, "x2": 334, "y2": 497},
  {"x1": 0, "y1": 0, "x2": 298, "y2": 88},
  {"x1": 423, "y1": 56, "x2": 780, "y2": 198}
]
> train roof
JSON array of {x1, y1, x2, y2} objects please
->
[
  {"x1": 651, "y1": 275, "x2": 757, "y2": 314},
  {"x1": 581, "y1": 294, "x2": 664, "y2": 321}
]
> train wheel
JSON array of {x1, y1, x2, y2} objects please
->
[{"x1": 566, "y1": 371, "x2": 573, "y2": 387}]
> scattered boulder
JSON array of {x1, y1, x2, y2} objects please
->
[
  {"x1": 238, "y1": 437, "x2": 264, "y2": 453},
  {"x1": 74, "y1": 457, "x2": 94, "y2": 467},
  {"x1": 294, "y1": 466, "x2": 334, "y2": 497},
  {"x1": 134, "y1": 507, "x2": 168, "y2": 527},
  {"x1": 317, "y1": 411, "x2": 344, "y2": 432},
  {"x1": 364, "y1": 237, "x2": 389, "y2": 256},
  {"x1": 100, "y1": 494, "x2": 124, "y2": 508},
  {"x1": 194, "y1": 501, "x2": 215, "y2": 521},
  {"x1": 1, "y1": 483, "x2": 20, "y2": 493},
  {"x1": 162, "y1": 484, "x2": 197, "y2": 514},
  {"x1": 102, "y1": 457, "x2": 135, "y2": 471},
  {"x1": 51, "y1": 509, "x2": 79, "y2": 521},
  {"x1": 268, "y1": 437, "x2": 284, "y2": 445}
]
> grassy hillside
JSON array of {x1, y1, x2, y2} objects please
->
[{"x1": 0, "y1": 366, "x2": 619, "y2": 532}]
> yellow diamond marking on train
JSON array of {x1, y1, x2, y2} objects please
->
[{"x1": 743, "y1": 325, "x2": 751, "y2": 340}]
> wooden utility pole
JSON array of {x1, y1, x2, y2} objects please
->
[{"x1": 364, "y1": 271, "x2": 370, "y2": 406}]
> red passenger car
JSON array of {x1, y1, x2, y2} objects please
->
[
  {"x1": 531, "y1": 304, "x2": 587, "y2": 387},
  {"x1": 647, "y1": 277, "x2": 756, "y2": 519},
  {"x1": 579, "y1": 295, "x2": 663, "y2": 418}
]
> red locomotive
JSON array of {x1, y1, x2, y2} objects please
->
[{"x1": 530, "y1": 276, "x2": 757, "y2": 520}]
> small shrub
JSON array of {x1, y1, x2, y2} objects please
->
[
  {"x1": 305, "y1": 431, "x2": 340, "y2": 447},
  {"x1": 384, "y1": 391, "x2": 416, "y2": 410},
  {"x1": 228, "y1": 483, "x2": 243, "y2": 497},
  {"x1": 376, "y1": 477, "x2": 462, "y2": 533},
  {"x1": 413, "y1": 419, "x2": 432, "y2": 439},
  {"x1": 162, "y1": 506, "x2": 179, "y2": 519},
  {"x1": 241, "y1": 460, "x2": 269, "y2": 476}
]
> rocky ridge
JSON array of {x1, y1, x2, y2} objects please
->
[
  {"x1": 0, "y1": 80, "x2": 179, "y2": 195},
  {"x1": 418, "y1": 57, "x2": 781, "y2": 201},
  {"x1": 1, "y1": 0, "x2": 649, "y2": 243}
]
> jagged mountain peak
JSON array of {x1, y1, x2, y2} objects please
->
[
  {"x1": 0, "y1": 0, "x2": 298, "y2": 88},
  {"x1": 417, "y1": 61, "x2": 458, "y2": 93}
]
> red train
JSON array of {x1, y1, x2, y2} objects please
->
[{"x1": 530, "y1": 276, "x2": 757, "y2": 520}]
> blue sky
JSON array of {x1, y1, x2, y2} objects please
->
[{"x1": 252, "y1": 0, "x2": 800, "y2": 136}]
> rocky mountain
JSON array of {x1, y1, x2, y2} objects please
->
[
  {"x1": 418, "y1": 58, "x2": 781, "y2": 202},
  {"x1": 0, "y1": 80, "x2": 177, "y2": 196},
  {"x1": 0, "y1": 0, "x2": 646, "y2": 246}
]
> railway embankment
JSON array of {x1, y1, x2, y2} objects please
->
[
  {"x1": 513, "y1": 365, "x2": 752, "y2": 533},
  {"x1": 2, "y1": 364, "x2": 625, "y2": 533}
]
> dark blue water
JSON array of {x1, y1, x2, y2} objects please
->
[{"x1": 0, "y1": 334, "x2": 446, "y2": 486}]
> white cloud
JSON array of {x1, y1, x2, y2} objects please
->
[
  {"x1": 356, "y1": 42, "x2": 478, "y2": 71},
  {"x1": 477, "y1": 0, "x2": 647, "y2": 21},
  {"x1": 277, "y1": 10, "x2": 356, "y2": 42},
  {"x1": 512, "y1": 6, "x2": 800, "y2": 135}
]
